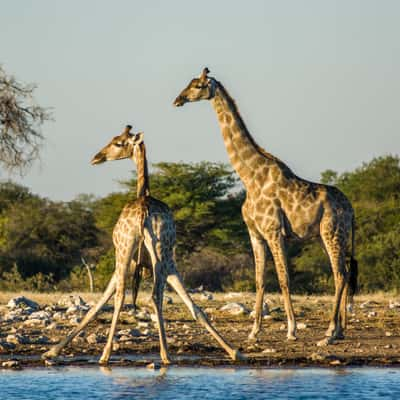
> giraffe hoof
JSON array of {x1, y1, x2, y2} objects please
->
[
  {"x1": 99, "y1": 357, "x2": 110, "y2": 366},
  {"x1": 231, "y1": 350, "x2": 246, "y2": 361},
  {"x1": 42, "y1": 349, "x2": 59, "y2": 360},
  {"x1": 161, "y1": 358, "x2": 172, "y2": 365},
  {"x1": 317, "y1": 337, "x2": 335, "y2": 347},
  {"x1": 248, "y1": 332, "x2": 259, "y2": 342},
  {"x1": 287, "y1": 334, "x2": 297, "y2": 341}
]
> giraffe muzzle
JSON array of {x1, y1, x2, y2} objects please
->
[
  {"x1": 173, "y1": 96, "x2": 186, "y2": 107},
  {"x1": 91, "y1": 152, "x2": 106, "y2": 165}
]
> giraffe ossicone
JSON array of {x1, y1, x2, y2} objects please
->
[
  {"x1": 42, "y1": 125, "x2": 242, "y2": 364},
  {"x1": 174, "y1": 68, "x2": 358, "y2": 346}
]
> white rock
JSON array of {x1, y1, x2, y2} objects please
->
[
  {"x1": 137, "y1": 321, "x2": 150, "y2": 328},
  {"x1": 117, "y1": 329, "x2": 141, "y2": 338},
  {"x1": 29, "y1": 311, "x2": 51, "y2": 320},
  {"x1": 86, "y1": 333, "x2": 105, "y2": 344},
  {"x1": 52, "y1": 312, "x2": 66, "y2": 320},
  {"x1": 220, "y1": 302, "x2": 249, "y2": 315},
  {"x1": 389, "y1": 300, "x2": 400, "y2": 309},
  {"x1": 7, "y1": 296, "x2": 39, "y2": 310},
  {"x1": 368, "y1": 311, "x2": 377, "y2": 318},
  {"x1": 250, "y1": 303, "x2": 270, "y2": 319},
  {"x1": 262, "y1": 348, "x2": 277, "y2": 353},
  {"x1": 136, "y1": 310, "x2": 151, "y2": 321},
  {"x1": 2, "y1": 360, "x2": 20, "y2": 369},
  {"x1": 297, "y1": 323, "x2": 307, "y2": 330},
  {"x1": 6, "y1": 334, "x2": 29, "y2": 344},
  {"x1": 58, "y1": 295, "x2": 87, "y2": 308}
]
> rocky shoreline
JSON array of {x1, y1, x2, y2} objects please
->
[{"x1": 1, "y1": 292, "x2": 399, "y2": 369}]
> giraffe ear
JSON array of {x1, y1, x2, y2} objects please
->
[
  {"x1": 133, "y1": 131, "x2": 144, "y2": 144},
  {"x1": 199, "y1": 67, "x2": 210, "y2": 82}
]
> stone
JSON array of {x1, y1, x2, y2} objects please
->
[
  {"x1": 86, "y1": 333, "x2": 105, "y2": 344},
  {"x1": 58, "y1": 295, "x2": 87, "y2": 308},
  {"x1": 117, "y1": 329, "x2": 142, "y2": 338},
  {"x1": 136, "y1": 309, "x2": 151, "y2": 321},
  {"x1": 2, "y1": 360, "x2": 21, "y2": 369},
  {"x1": 367, "y1": 311, "x2": 377, "y2": 318},
  {"x1": 250, "y1": 302, "x2": 270, "y2": 319},
  {"x1": 53, "y1": 312, "x2": 66, "y2": 320},
  {"x1": 29, "y1": 310, "x2": 51, "y2": 320},
  {"x1": 45, "y1": 322, "x2": 63, "y2": 331},
  {"x1": 33, "y1": 336, "x2": 50, "y2": 345},
  {"x1": 389, "y1": 300, "x2": 400, "y2": 309},
  {"x1": 6, "y1": 334, "x2": 29, "y2": 345},
  {"x1": 385, "y1": 331, "x2": 393, "y2": 337},
  {"x1": 297, "y1": 323, "x2": 307, "y2": 330},
  {"x1": 137, "y1": 321, "x2": 150, "y2": 328},
  {"x1": 220, "y1": 302, "x2": 249, "y2": 315},
  {"x1": 309, "y1": 352, "x2": 326, "y2": 361},
  {"x1": 262, "y1": 348, "x2": 277, "y2": 353},
  {"x1": 0, "y1": 342, "x2": 16, "y2": 351},
  {"x1": 7, "y1": 296, "x2": 39, "y2": 310}
]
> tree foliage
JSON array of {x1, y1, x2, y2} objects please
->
[{"x1": 0, "y1": 156, "x2": 398, "y2": 293}]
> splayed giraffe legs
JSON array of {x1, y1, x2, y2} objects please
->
[
  {"x1": 166, "y1": 272, "x2": 243, "y2": 361},
  {"x1": 42, "y1": 274, "x2": 117, "y2": 359},
  {"x1": 99, "y1": 244, "x2": 137, "y2": 365}
]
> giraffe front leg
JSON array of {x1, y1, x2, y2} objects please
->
[
  {"x1": 166, "y1": 272, "x2": 244, "y2": 361},
  {"x1": 267, "y1": 230, "x2": 297, "y2": 341},
  {"x1": 150, "y1": 264, "x2": 171, "y2": 365},
  {"x1": 42, "y1": 274, "x2": 117, "y2": 360},
  {"x1": 246, "y1": 227, "x2": 267, "y2": 341}
]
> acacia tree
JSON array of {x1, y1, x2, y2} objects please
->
[{"x1": 0, "y1": 65, "x2": 51, "y2": 172}]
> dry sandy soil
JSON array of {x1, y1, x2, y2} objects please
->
[{"x1": 0, "y1": 291, "x2": 399, "y2": 368}]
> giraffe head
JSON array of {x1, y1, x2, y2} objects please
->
[
  {"x1": 173, "y1": 67, "x2": 217, "y2": 107},
  {"x1": 91, "y1": 125, "x2": 145, "y2": 165}
]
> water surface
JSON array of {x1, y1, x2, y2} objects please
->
[{"x1": 1, "y1": 367, "x2": 399, "y2": 399}]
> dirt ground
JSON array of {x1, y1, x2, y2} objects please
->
[{"x1": 0, "y1": 291, "x2": 399, "y2": 368}]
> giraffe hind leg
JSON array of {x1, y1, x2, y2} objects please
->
[{"x1": 318, "y1": 229, "x2": 347, "y2": 346}]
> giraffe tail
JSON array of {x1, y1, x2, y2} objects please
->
[{"x1": 348, "y1": 215, "x2": 358, "y2": 298}]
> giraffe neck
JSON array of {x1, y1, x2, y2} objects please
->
[
  {"x1": 210, "y1": 82, "x2": 284, "y2": 188},
  {"x1": 133, "y1": 144, "x2": 150, "y2": 198}
]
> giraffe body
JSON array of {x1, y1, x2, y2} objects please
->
[
  {"x1": 174, "y1": 69, "x2": 357, "y2": 345},
  {"x1": 42, "y1": 127, "x2": 241, "y2": 364}
]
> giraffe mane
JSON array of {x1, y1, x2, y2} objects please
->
[{"x1": 216, "y1": 81, "x2": 294, "y2": 176}]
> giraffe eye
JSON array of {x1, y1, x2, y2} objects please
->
[{"x1": 114, "y1": 142, "x2": 124, "y2": 147}]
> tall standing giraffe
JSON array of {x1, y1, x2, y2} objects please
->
[
  {"x1": 43, "y1": 125, "x2": 241, "y2": 364},
  {"x1": 174, "y1": 68, "x2": 358, "y2": 346}
]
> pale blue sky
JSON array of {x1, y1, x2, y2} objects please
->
[{"x1": 1, "y1": 1, "x2": 399, "y2": 200}]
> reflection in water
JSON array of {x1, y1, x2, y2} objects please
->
[{"x1": 1, "y1": 367, "x2": 400, "y2": 400}]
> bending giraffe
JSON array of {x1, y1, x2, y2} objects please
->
[
  {"x1": 174, "y1": 68, "x2": 358, "y2": 346},
  {"x1": 43, "y1": 126, "x2": 242, "y2": 364}
]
